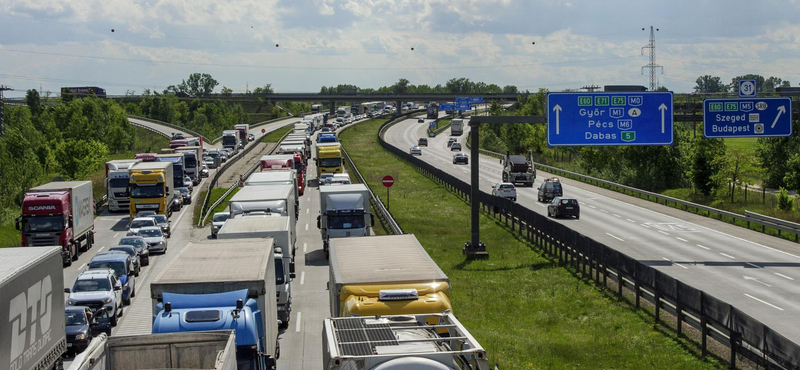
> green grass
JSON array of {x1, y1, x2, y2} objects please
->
[
  {"x1": 261, "y1": 123, "x2": 295, "y2": 143},
  {"x1": 341, "y1": 119, "x2": 722, "y2": 370},
  {"x1": 723, "y1": 138, "x2": 758, "y2": 153},
  {"x1": 193, "y1": 188, "x2": 241, "y2": 226},
  {"x1": 0, "y1": 207, "x2": 21, "y2": 248}
]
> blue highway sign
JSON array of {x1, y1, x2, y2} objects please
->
[
  {"x1": 439, "y1": 103, "x2": 455, "y2": 111},
  {"x1": 469, "y1": 97, "x2": 484, "y2": 104},
  {"x1": 429, "y1": 121, "x2": 436, "y2": 128},
  {"x1": 703, "y1": 98, "x2": 791, "y2": 138},
  {"x1": 455, "y1": 97, "x2": 470, "y2": 104},
  {"x1": 546, "y1": 92, "x2": 674, "y2": 146},
  {"x1": 456, "y1": 103, "x2": 472, "y2": 111}
]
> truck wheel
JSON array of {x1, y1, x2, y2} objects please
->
[{"x1": 53, "y1": 358, "x2": 64, "y2": 370}]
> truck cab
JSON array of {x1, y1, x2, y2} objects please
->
[
  {"x1": 503, "y1": 151, "x2": 536, "y2": 187},
  {"x1": 318, "y1": 184, "x2": 374, "y2": 257},
  {"x1": 128, "y1": 162, "x2": 174, "y2": 219},
  {"x1": 222, "y1": 130, "x2": 239, "y2": 152},
  {"x1": 316, "y1": 143, "x2": 343, "y2": 178},
  {"x1": 152, "y1": 289, "x2": 275, "y2": 370}
]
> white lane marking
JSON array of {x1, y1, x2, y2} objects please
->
[
  {"x1": 306, "y1": 209, "x2": 309, "y2": 214},
  {"x1": 606, "y1": 233, "x2": 624, "y2": 242},
  {"x1": 626, "y1": 218, "x2": 636, "y2": 223},
  {"x1": 295, "y1": 312, "x2": 302, "y2": 332},
  {"x1": 661, "y1": 257, "x2": 689, "y2": 269},
  {"x1": 113, "y1": 233, "x2": 119, "y2": 238},
  {"x1": 774, "y1": 272, "x2": 795, "y2": 281},
  {"x1": 743, "y1": 275, "x2": 771, "y2": 287},
  {"x1": 719, "y1": 253, "x2": 736, "y2": 259},
  {"x1": 307, "y1": 197, "x2": 311, "y2": 202},
  {"x1": 745, "y1": 262, "x2": 763, "y2": 269},
  {"x1": 98, "y1": 246, "x2": 105, "y2": 252},
  {"x1": 305, "y1": 223, "x2": 309, "y2": 231},
  {"x1": 696, "y1": 244, "x2": 711, "y2": 250},
  {"x1": 599, "y1": 209, "x2": 608, "y2": 213},
  {"x1": 588, "y1": 205, "x2": 596, "y2": 209},
  {"x1": 744, "y1": 293, "x2": 784, "y2": 311},
  {"x1": 612, "y1": 214, "x2": 621, "y2": 218},
  {"x1": 639, "y1": 224, "x2": 650, "y2": 229},
  {"x1": 303, "y1": 243, "x2": 307, "y2": 253},
  {"x1": 300, "y1": 271, "x2": 305, "y2": 285},
  {"x1": 676, "y1": 237, "x2": 688, "y2": 242},
  {"x1": 79, "y1": 263, "x2": 86, "y2": 270},
  {"x1": 658, "y1": 230, "x2": 670, "y2": 236}
]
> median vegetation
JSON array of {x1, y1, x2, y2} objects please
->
[{"x1": 341, "y1": 119, "x2": 721, "y2": 369}]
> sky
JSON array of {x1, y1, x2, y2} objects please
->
[{"x1": 2, "y1": 0, "x2": 800, "y2": 98}]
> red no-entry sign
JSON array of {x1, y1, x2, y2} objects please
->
[
  {"x1": 382, "y1": 175, "x2": 394, "y2": 188},
  {"x1": 261, "y1": 128, "x2": 266, "y2": 133}
]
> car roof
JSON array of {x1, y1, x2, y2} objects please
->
[
  {"x1": 90, "y1": 253, "x2": 129, "y2": 263},
  {"x1": 131, "y1": 217, "x2": 155, "y2": 222},
  {"x1": 108, "y1": 245, "x2": 136, "y2": 251},
  {"x1": 65, "y1": 306, "x2": 89, "y2": 313},
  {"x1": 214, "y1": 212, "x2": 230, "y2": 216},
  {"x1": 79, "y1": 269, "x2": 114, "y2": 278},
  {"x1": 496, "y1": 182, "x2": 514, "y2": 186}
]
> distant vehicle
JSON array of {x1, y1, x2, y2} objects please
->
[
  {"x1": 503, "y1": 151, "x2": 536, "y2": 187},
  {"x1": 61, "y1": 86, "x2": 107, "y2": 99},
  {"x1": 248, "y1": 133, "x2": 255, "y2": 141},
  {"x1": 106, "y1": 245, "x2": 141, "y2": 276},
  {"x1": 450, "y1": 118, "x2": 464, "y2": 136},
  {"x1": 171, "y1": 190, "x2": 183, "y2": 211},
  {"x1": 492, "y1": 182, "x2": 517, "y2": 201},
  {"x1": 418, "y1": 138, "x2": 428, "y2": 146},
  {"x1": 118, "y1": 235, "x2": 150, "y2": 266},
  {"x1": 201, "y1": 163, "x2": 209, "y2": 177},
  {"x1": 410, "y1": 145, "x2": 422, "y2": 155},
  {"x1": 138, "y1": 226, "x2": 168, "y2": 253},
  {"x1": 203, "y1": 156, "x2": 217, "y2": 169},
  {"x1": 447, "y1": 138, "x2": 456, "y2": 147},
  {"x1": 211, "y1": 212, "x2": 230, "y2": 238},
  {"x1": 418, "y1": 117, "x2": 425, "y2": 123},
  {"x1": 177, "y1": 187, "x2": 192, "y2": 205},
  {"x1": 65, "y1": 306, "x2": 98, "y2": 354},
  {"x1": 171, "y1": 132, "x2": 184, "y2": 140},
  {"x1": 183, "y1": 175, "x2": 193, "y2": 191},
  {"x1": 152, "y1": 213, "x2": 171, "y2": 238},
  {"x1": 321, "y1": 126, "x2": 332, "y2": 132},
  {"x1": 451, "y1": 142, "x2": 462, "y2": 151},
  {"x1": 453, "y1": 152, "x2": 469, "y2": 164},
  {"x1": 330, "y1": 173, "x2": 352, "y2": 185},
  {"x1": 87, "y1": 253, "x2": 136, "y2": 305},
  {"x1": 127, "y1": 217, "x2": 156, "y2": 236},
  {"x1": 319, "y1": 173, "x2": 334, "y2": 186},
  {"x1": 538, "y1": 177, "x2": 563, "y2": 203},
  {"x1": 548, "y1": 197, "x2": 580, "y2": 219},
  {"x1": 65, "y1": 269, "x2": 123, "y2": 326}
]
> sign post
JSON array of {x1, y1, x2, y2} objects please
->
[
  {"x1": 546, "y1": 92, "x2": 674, "y2": 146},
  {"x1": 703, "y1": 97, "x2": 792, "y2": 138},
  {"x1": 382, "y1": 175, "x2": 394, "y2": 210}
]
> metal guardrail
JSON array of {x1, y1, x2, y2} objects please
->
[
  {"x1": 209, "y1": 116, "x2": 295, "y2": 143},
  {"x1": 127, "y1": 115, "x2": 206, "y2": 141},
  {"x1": 94, "y1": 195, "x2": 108, "y2": 215},
  {"x1": 470, "y1": 144, "x2": 800, "y2": 242},
  {"x1": 745, "y1": 210, "x2": 800, "y2": 234},
  {"x1": 380, "y1": 120, "x2": 800, "y2": 370}
]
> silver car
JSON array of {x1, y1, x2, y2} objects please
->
[
  {"x1": 65, "y1": 269, "x2": 123, "y2": 326},
  {"x1": 211, "y1": 212, "x2": 230, "y2": 238},
  {"x1": 127, "y1": 217, "x2": 156, "y2": 236},
  {"x1": 138, "y1": 226, "x2": 168, "y2": 253},
  {"x1": 152, "y1": 214, "x2": 171, "y2": 238}
]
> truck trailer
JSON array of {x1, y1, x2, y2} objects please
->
[
  {"x1": 217, "y1": 217, "x2": 296, "y2": 328},
  {"x1": 245, "y1": 171, "x2": 299, "y2": 205},
  {"x1": 329, "y1": 234, "x2": 451, "y2": 319},
  {"x1": 322, "y1": 313, "x2": 491, "y2": 370},
  {"x1": 174, "y1": 146, "x2": 201, "y2": 185},
  {"x1": 318, "y1": 184, "x2": 373, "y2": 258},
  {"x1": 105, "y1": 159, "x2": 141, "y2": 212},
  {"x1": 234, "y1": 124, "x2": 249, "y2": 147},
  {"x1": 450, "y1": 118, "x2": 464, "y2": 136},
  {"x1": 502, "y1": 151, "x2": 536, "y2": 187},
  {"x1": 229, "y1": 184, "x2": 298, "y2": 222},
  {"x1": 156, "y1": 153, "x2": 186, "y2": 190},
  {"x1": 0, "y1": 247, "x2": 66, "y2": 370},
  {"x1": 150, "y1": 239, "x2": 279, "y2": 370},
  {"x1": 17, "y1": 181, "x2": 95, "y2": 265}
]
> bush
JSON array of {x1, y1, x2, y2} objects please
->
[{"x1": 777, "y1": 187, "x2": 793, "y2": 211}]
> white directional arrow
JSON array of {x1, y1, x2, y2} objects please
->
[
  {"x1": 771, "y1": 105, "x2": 786, "y2": 129},
  {"x1": 553, "y1": 104, "x2": 562, "y2": 135},
  {"x1": 743, "y1": 275, "x2": 772, "y2": 287},
  {"x1": 658, "y1": 103, "x2": 668, "y2": 134}
]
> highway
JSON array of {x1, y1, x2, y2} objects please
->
[
  {"x1": 385, "y1": 115, "x2": 800, "y2": 343},
  {"x1": 63, "y1": 115, "x2": 368, "y2": 369}
]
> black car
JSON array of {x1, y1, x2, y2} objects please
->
[
  {"x1": 451, "y1": 142, "x2": 462, "y2": 151},
  {"x1": 538, "y1": 177, "x2": 563, "y2": 203},
  {"x1": 453, "y1": 153, "x2": 469, "y2": 164},
  {"x1": 418, "y1": 138, "x2": 428, "y2": 146},
  {"x1": 548, "y1": 197, "x2": 580, "y2": 219},
  {"x1": 118, "y1": 236, "x2": 150, "y2": 266},
  {"x1": 107, "y1": 245, "x2": 141, "y2": 276},
  {"x1": 177, "y1": 187, "x2": 192, "y2": 205},
  {"x1": 447, "y1": 138, "x2": 456, "y2": 147},
  {"x1": 65, "y1": 306, "x2": 113, "y2": 354}
]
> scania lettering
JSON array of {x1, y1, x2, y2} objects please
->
[{"x1": 16, "y1": 181, "x2": 95, "y2": 266}]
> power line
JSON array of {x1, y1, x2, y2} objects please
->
[
  {"x1": 641, "y1": 26, "x2": 663, "y2": 91},
  {"x1": 0, "y1": 85, "x2": 12, "y2": 137}
]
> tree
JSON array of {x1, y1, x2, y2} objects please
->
[
  {"x1": 689, "y1": 137, "x2": 726, "y2": 195},
  {"x1": 392, "y1": 79, "x2": 410, "y2": 94},
  {"x1": 694, "y1": 75, "x2": 727, "y2": 93},
  {"x1": 783, "y1": 153, "x2": 800, "y2": 192},
  {"x1": 253, "y1": 84, "x2": 273, "y2": 95},
  {"x1": 168, "y1": 73, "x2": 219, "y2": 96},
  {"x1": 712, "y1": 148, "x2": 754, "y2": 202},
  {"x1": 764, "y1": 77, "x2": 791, "y2": 92},
  {"x1": 756, "y1": 135, "x2": 799, "y2": 188},
  {"x1": 656, "y1": 86, "x2": 670, "y2": 91},
  {"x1": 55, "y1": 139, "x2": 108, "y2": 180},
  {"x1": 729, "y1": 74, "x2": 766, "y2": 93},
  {"x1": 25, "y1": 89, "x2": 43, "y2": 116},
  {"x1": 503, "y1": 85, "x2": 519, "y2": 94},
  {"x1": 221, "y1": 86, "x2": 233, "y2": 96}
]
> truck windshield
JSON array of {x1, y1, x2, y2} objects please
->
[
  {"x1": 222, "y1": 137, "x2": 238, "y2": 146},
  {"x1": 236, "y1": 346, "x2": 258, "y2": 370},
  {"x1": 89, "y1": 261, "x2": 126, "y2": 278},
  {"x1": 65, "y1": 311, "x2": 87, "y2": 326},
  {"x1": 275, "y1": 258, "x2": 285, "y2": 285},
  {"x1": 319, "y1": 158, "x2": 342, "y2": 167},
  {"x1": 73, "y1": 278, "x2": 111, "y2": 292},
  {"x1": 130, "y1": 184, "x2": 164, "y2": 198},
  {"x1": 329, "y1": 215, "x2": 365, "y2": 229},
  {"x1": 22, "y1": 216, "x2": 64, "y2": 232},
  {"x1": 184, "y1": 157, "x2": 197, "y2": 167},
  {"x1": 109, "y1": 178, "x2": 129, "y2": 188}
]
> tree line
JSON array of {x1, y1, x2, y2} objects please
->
[{"x1": 319, "y1": 78, "x2": 520, "y2": 95}]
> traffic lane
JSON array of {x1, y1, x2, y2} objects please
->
[{"x1": 387, "y1": 119, "x2": 800, "y2": 341}]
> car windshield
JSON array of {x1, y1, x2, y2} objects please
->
[
  {"x1": 89, "y1": 261, "x2": 126, "y2": 277},
  {"x1": 119, "y1": 238, "x2": 145, "y2": 248},
  {"x1": 110, "y1": 247, "x2": 135, "y2": 257},
  {"x1": 548, "y1": 183, "x2": 563, "y2": 193},
  {"x1": 329, "y1": 215, "x2": 365, "y2": 229},
  {"x1": 153, "y1": 215, "x2": 168, "y2": 223},
  {"x1": 65, "y1": 311, "x2": 87, "y2": 325},
  {"x1": 22, "y1": 216, "x2": 64, "y2": 233},
  {"x1": 73, "y1": 278, "x2": 111, "y2": 292},
  {"x1": 130, "y1": 219, "x2": 155, "y2": 228},
  {"x1": 178, "y1": 188, "x2": 190, "y2": 195},
  {"x1": 130, "y1": 184, "x2": 164, "y2": 198},
  {"x1": 139, "y1": 229, "x2": 163, "y2": 237},
  {"x1": 213, "y1": 214, "x2": 230, "y2": 222}
]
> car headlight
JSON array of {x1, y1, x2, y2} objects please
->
[
  {"x1": 67, "y1": 300, "x2": 76, "y2": 306},
  {"x1": 211, "y1": 225, "x2": 219, "y2": 230},
  {"x1": 75, "y1": 333, "x2": 86, "y2": 340},
  {"x1": 158, "y1": 241, "x2": 164, "y2": 245},
  {"x1": 141, "y1": 249, "x2": 149, "y2": 255},
  {"x1": 126, "y1": 231, "x2": 134, "y2": 236},
  {"x1": 104, "y1": 298, "x2": 112, "y2": 303}
]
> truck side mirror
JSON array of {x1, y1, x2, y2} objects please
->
[
  {"x1": 166, "y1": 187, "x2": 170, "y2": 193},
  {"x1": 316, "y1": 216, "x2": 321, "y2": 229},
  {"x1": 290, "y1": 272, "x2": 296, "y2": 279},
  {"x1": 370, "y1": 214, "x2": 375, "y2": 227},
  {"x1": 64, "y1": 288, "x2": 71, "y2": 293},
  {"x1": 289, "y1": 261, "x2": 295, "y2": 274},
  {"x1": 15, "y1": 217, "x2": 21, "y2": 231},
  {"x1": 68, "y1": 216, "x2": 74, "y2": 227},
  {"x1": 106, "y1": 306, "x2": 114, "y2": 312}
]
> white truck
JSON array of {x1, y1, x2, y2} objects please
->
[
  {"x1": 322, "y1": 313, "x2": 491, "y2": 370},
  {"x1": 245, "y1": 170, "x2": 298, "y2": 204},
  {"x1": 229, "y1": 184, "x2": 298, "y2": 222},
  {"x1": 1, "y1": 247, "x2": 66, "y2": 370},
  {"x1": 217, "y1": 217, "x2": 296, "y2": 327},
  {"x1": 105, "y1": 159, "x2": 141, "y2": 212},
  {"x1": 221, "y1": 130, "x2": 239, "y2": 152},
  {"x1": 174, "y1": 146, "x2": 202, "y2": 185},
  {"x1": 450, "y1": 118, "x2": 464, "y2": 136},
  {"x1": 67, "y1": 331, "x2": 238, "y2": 370},
  {"x1": 150, "y1": 239, "x2": 279, "y2": 369},
  {"x1": 318, "y1": 184, "x2": 373, "y2": 258}
]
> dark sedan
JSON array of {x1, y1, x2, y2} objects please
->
[
  {"x1": 177, "y1": 187, "x2": 192, "y2": 205},
  {"x1": 453, "y1": 153, "x2": 469, "y2": 164},
  {"x1": 118, "y1": 236, "x2": 150, "y2": 266},
  {"x1": 547, "y1": 197, "x2": 580, "y2": 219},
  {"x1": 65, "y1": 306, "x2": 92, "y2": 354}
]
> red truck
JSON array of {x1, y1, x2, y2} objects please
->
[
  {"x1": 261, "y1": 154, "x2": 305, "y2": 195},
  {"x1": 234, "y1": 124, "x2": 249, "y2": 147},
  {"x1": 16, "y1": 181, "x2": 95, "y2": 266}
]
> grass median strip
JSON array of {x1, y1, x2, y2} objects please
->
[
  {"x1": 341, "y1": 119, "x2": 721, "y2": 370},
  {"x1": 193, "y1": 188, "x2": 240, "y2": 226},
  {"x1": 261, "y1": 123, "x2": 295, "y2": 143}
]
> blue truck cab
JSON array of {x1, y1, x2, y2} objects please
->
[
  {"x1": 317, "y1": 133, "x2": 337, "y2": 143},
  {"x1": 152, "y1": 289, "x2": 274, "y2": 370}
]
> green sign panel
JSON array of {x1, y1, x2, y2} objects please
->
[{"x1": 621, "y1": 131, "x2": 636, "y2": 142}]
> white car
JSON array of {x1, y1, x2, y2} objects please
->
[
  {"x1": 491, "y1": 182, "x2": 517, "y2": 202},
  {"x1": 127, "y1": 217, "x2": 157, "y2": 236},
  {"x1": 410, "y1": 145, "x2": 422, "y2": 155}
]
